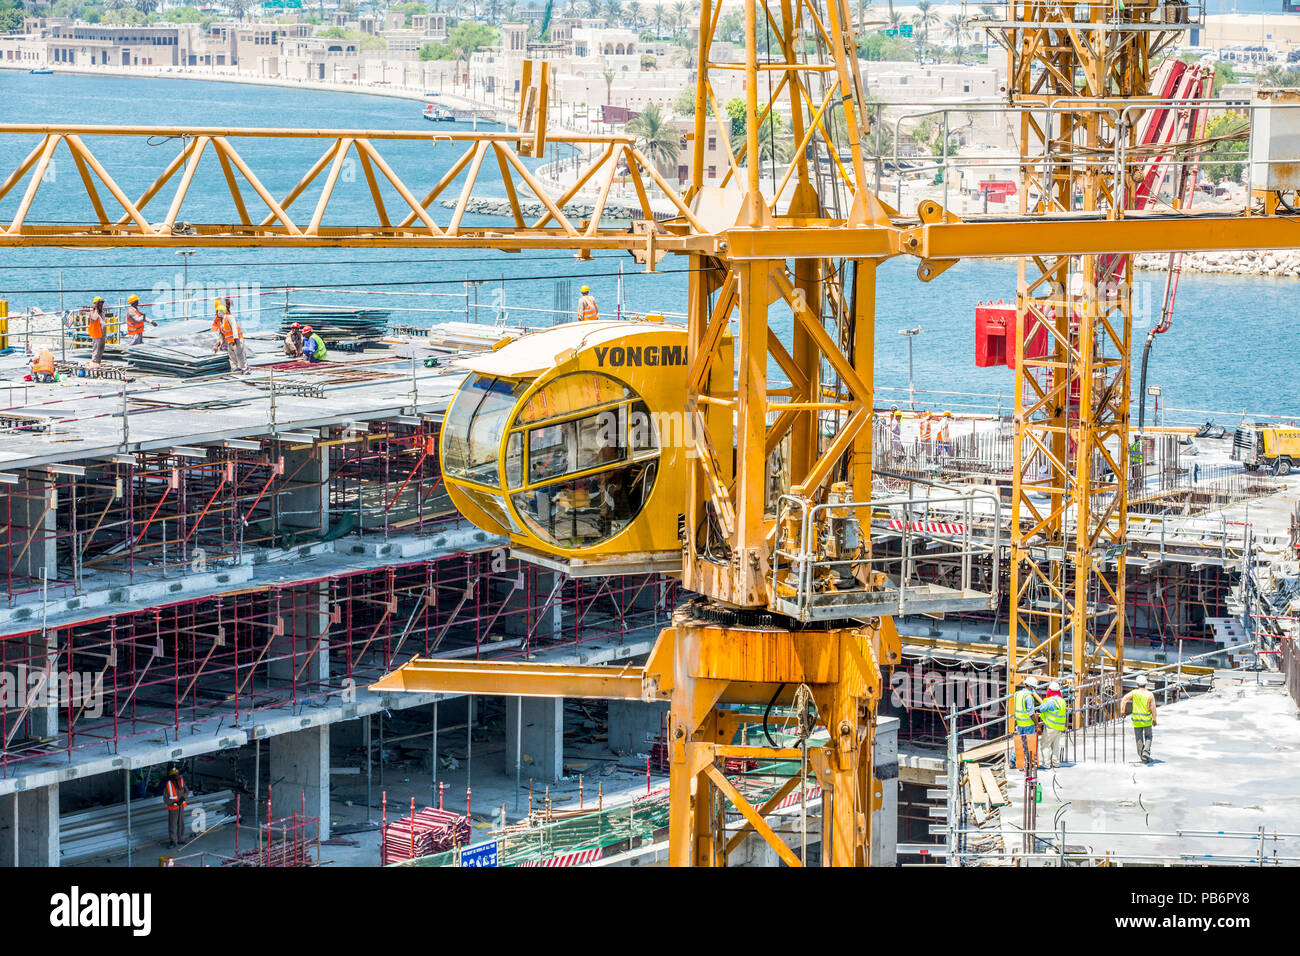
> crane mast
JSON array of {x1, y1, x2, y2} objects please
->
[{"x1": 982, "y1": 0, "x2": 1193, "y2": 720}]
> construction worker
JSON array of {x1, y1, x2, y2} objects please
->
[
  {"x1": 28, "y1": 345, "x2": 57, "y2": 383},
  {"x1": 301, "y1": 325, "x2": 327, "y2": 363},
  {"x1": 123, "y1": 294, "x2": 157, "y2": 345},
  {"x1": 211, "y1": 297, "x2": 249, "y2": 374},
  {"x1": 936, "y1": 410, "x2": 954, "y2": 457},
  {"x1": 1012, "y1": 676, "x2": 1042, "y2": 770},
  {"x1": 890, "y1": 409, "x2": 904, "y2": 456},
  {"x1": 918, "y1": 410, "x2": 934, "y2": 457},
  {"x1": 578, "y1": 284, "x2": 599, "y2": 321},
  {"x1": 1129, "y1": 437, "x2": 1144, "y2": 486},
  {"x1": 163, "y1": 765, "x2": 188, "y2": 847},
  {"x1": 1120, "y1": 674, "x2": 1158, "y2": 764},
  {"x1": 1038, "y1": 681, "x2": 1069, "y2": 769},
  {"x1": 283, "y1": 321, "x2": 304, "y2": 357},
  {"x1": 86, "y1": 297, "x2": 107, "y2": 366}
]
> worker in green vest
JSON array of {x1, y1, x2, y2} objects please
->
[
  {"x1": 1011, "y1": 676, "x2": 1042, "y2": 771},
  {"x1": 1120, "y1": 674, "x2": 1158, "y2": 764},
  {"x1": 1038, "y1": 681, "x2": 1069, "y2": 769}
]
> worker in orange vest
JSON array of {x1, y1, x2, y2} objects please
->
[
  {"x1": 210, "y1": 297, "x2": 249, "y2": 373},
  {"x1": 918, "y1": 411, "x2": 934, "y2": 455},
  {"x1": 86, "y1": 297, "x2": 107, "y2": 366},
  {"x1": 936, "y1": 410, "x2": 954, "y2": 457},
  {"x1": 163, "y1": 765, "x2": 189, "y2": 847},
  {"x1": 29, "y1": 345, "x2": 57, "y2": 383},
  {"x1": 124, "y1": 294, "x2": 157, "y2": 346},
  {"x1": 578, "y1": 285, "x2": 599, "y2": 321}
]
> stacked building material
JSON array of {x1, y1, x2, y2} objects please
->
[
  {"x1": 223, "y1": 811, "x2": 319, "y2": 867},
  {"x1": 381, "y1": 807, "x2": 470, "y2": 864},
  {"x1": 127, "y1": 345, "x2": 232, "y2": 377},
  {"x1": 282, "y1": 306, "x2": 389, "y2": 344},
  {"x1": 60, "y1": 790, "x2": 236, "y2": 864}
]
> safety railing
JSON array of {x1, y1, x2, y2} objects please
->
[{"x1": 770, "y1": 479, "x2": 1002, "y2": 622}]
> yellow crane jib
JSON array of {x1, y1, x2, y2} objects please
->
[{"x1": 438, "y1": 319, "x2": 733, "y2": 577}]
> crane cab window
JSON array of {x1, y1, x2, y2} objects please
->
[
  {"x1": 507, "y1": 372, "x2": 660, "y2": 548},
  {"x1": 443, "y1": 374, "x2": 525, "y2": 485}
]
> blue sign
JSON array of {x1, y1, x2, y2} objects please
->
[{"x1": 460, "y1": 841, "x2": 499, "y2": 867}]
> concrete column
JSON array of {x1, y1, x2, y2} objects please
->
[
  {"x1": 280, "y1": 444, "x2": 329, "y2": 534},
  {"x1": 505, "y1": 696, "x2": 563, "y2": 783},
  {"x1": 270, "y1": 724, "x2": 330, "y2": 839},
  {"x1": 0, "y1": 783, "x2": 60, "y2": 867},
  {"x1": 607, "y1": 700, "x2": 667, "y2": 755},
  {"x1": 872, "y1": 716, "x2": 899, "y2": 867},
  {"x1": 269, "y1": 583, "x2": 329, "y2": 691},
  {"x1": 495, "y1": 569, "x2": 561, "y2": 646},
  {"x1": 11, "y1": 478, "x2": 56, "y2": 582}
]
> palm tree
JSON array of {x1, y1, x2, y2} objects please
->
[
  {"x1": 626, "y1": 0, "x2": 640, "y2": 30},
  {"x1": 603, "y1": 0, "x2": 621, "y2": 27},
  {"x1": 586, "y1": 0, "x2": 601, "y2": 19},
  {"x1": 602, "y1": 66, "x2": 615, "y2": 104},
  {"x1": 226, "y1": 0, "x2": 248, "y2": 21},
  {"x1": 944, "y1": 13, "x2": 965, "y2": 63},
  {"x1": 671, "y1": 0, "x2": 686, "y2": 36},
  {"x1": 653, "y1": 1, "x2": 664, "y2": 37},
  {"x1": 913, "y1": 0, "x2": 938, "y2": 51},
  {"x1": 857, "y1": 0, "x2": 872, "y2": 31},
  {"x1": 627, "y1": 103, "x2": 679, "y2": 171}
]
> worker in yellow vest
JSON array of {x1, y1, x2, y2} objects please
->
[
  {"x1": 578, "y1": 284, "x2": 599, "y2": 321},
  {"x1": 1012, "y1": 676, "x2": 1042, "y2": 770},
  {"x1": 1120, "y1": 674, "x2": 1158, "y2": 764},
  {"x1": 1038, "y1": 681, "x2": 1069, "y2": 769}
]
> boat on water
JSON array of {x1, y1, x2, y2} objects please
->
[
  {"x1": 29, "y1": 68, "x2": 54, "y2": 75},
  {"x1": 423, "y1": 103, "x2": 455, "y2": 123}
]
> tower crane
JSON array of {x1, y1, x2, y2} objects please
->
[{"x1": 4, "y1": 0, "x2": 1300, "y2": 865}]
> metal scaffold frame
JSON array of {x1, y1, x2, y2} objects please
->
[{"x1": 0, "y1": 548, "x2": 673, "y2": 777}]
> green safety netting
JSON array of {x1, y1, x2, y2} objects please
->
[{"x1": 398, "y1": 723, "x2": 831, "y2": 867}]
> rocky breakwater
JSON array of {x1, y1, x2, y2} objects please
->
[
  {"x1": 441, "y1": 196, "x2": 646, "y2": 221},
  {"x1": 1133, "y1": 249, "x2": 1300, "y2": 278}
]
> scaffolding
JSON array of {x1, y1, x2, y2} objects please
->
[{"x1": 0, "y1": 549, "x2": 674, "y2": 776}]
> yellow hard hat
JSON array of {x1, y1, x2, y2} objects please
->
[
  {"x1": 92, "y1": 296, "x2": 104, "y2": 304},
  {"x1": 893, "y1": 410, "x2": 902, "y2": 419},
  {"x1": 944, "y1": 410, "x2": 953, "y2": 417},
  {"x1": 214, "y1": 298, "x2": 223, "y2": 310},
  {"x1": 580, "y1": 285, "x2": 590, "y2": 293},
  {"x1": 128, "y1": 294, "x2": 139, "y2": 304}
]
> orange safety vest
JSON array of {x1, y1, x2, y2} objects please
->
[
  {"x1": 34, "y1": 349, "x2": 55, "y2": 376},
  {"x1": 919, "y1": 418, "x2": 932, "y2": 443},
  {"x1": 936, "y1": 422, "x2": 950, "y2": 444},
  {"x1": 164, "y1": 777, "x2": 187, "y2": 810},
  {"x1": 87, "y1": 311, "x2": 104, "y2": 340},
  {"x1": 215, "y1": 312, "x2": 242, "y2": 345},
  {"x1": 579, "y1": 294, "x2": 599, "y2": 321},
  {"x1": 126, "y1": 305, "x2": 146, "y2": 336}
]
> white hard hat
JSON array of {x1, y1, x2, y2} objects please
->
[
  {"x1": 1048, "y1": 681, "x2": 1061, "y2": 691},
  {"x1": 1135, "y1": 675, "x2": 1148, "y2": 687},
  {"x1": 1024, "y1": 676, "x2": 1040, "y2": 688}
]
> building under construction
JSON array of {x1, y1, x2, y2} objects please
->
[{"x1": 2, "y1": 0, "x2": 1300, "y2": 869}]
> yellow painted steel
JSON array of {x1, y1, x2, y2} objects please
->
[
  {"x1": 438, "y1": 320, "x2": 732, "y2": 563},
  {"x1": 22, "y1": 1, "x2": 1297, "y2": 869}
]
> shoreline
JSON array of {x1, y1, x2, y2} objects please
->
[{"x1": 0, "y1": 62, "x2": 515, "y2": 121}]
